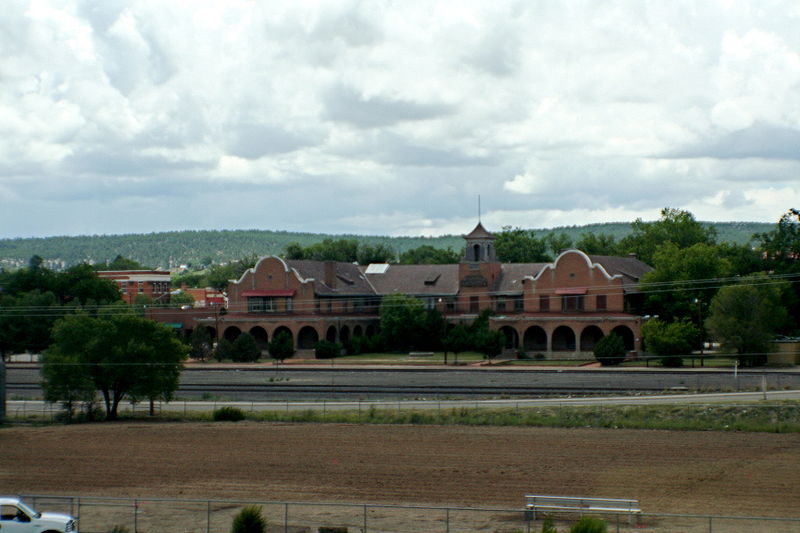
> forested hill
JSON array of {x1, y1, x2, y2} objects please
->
[{"x1": 0, "y1": 221, "x2": 772, "y2": 270}]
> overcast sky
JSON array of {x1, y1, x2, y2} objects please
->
[{"x1": 1, "y1": 1, "x2": 798, "y2": 239}]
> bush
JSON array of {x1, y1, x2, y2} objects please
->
[
  {"x1": 268, "y1": 331, "x2": 294, "y2": 361},
  {"x1": 213, "y1": 406, "x2": 246, "y2": 422},
  {"x1": 569, "y1": 516, "x2": 607, "y2": 533},
  {"x1": 108, "y1": 527, "x2": 131, "y2": 533},
  {"x1": 231, "y1": 505, "x2": 267, "y2": 533},
  {"x1": 541, "y1": 515, "x2": 558, "y2": 533},
  {"x1": 593, "y1": 333, "x2": 626, "y2": 366},
  {"x1": 231, "y1": 332, "x2": 261, "y2": 363},
  {"x1": 314, "y1": 340, "x2": 343, "y2": 359},
  {"x1": 214, "y1": 338, "x2": 234, "y2": 361}
]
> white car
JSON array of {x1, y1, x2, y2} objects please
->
[{"x1": 0, "y1": 498, "x2": 78, "y2": 533}]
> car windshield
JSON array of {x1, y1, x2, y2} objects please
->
[{"x1": 16, "y1": 501, "x2": 40, "y2": 519}]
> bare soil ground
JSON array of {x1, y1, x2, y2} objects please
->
[{"x1": 1, "y1": 422, "x2": 799, "y2": 519}]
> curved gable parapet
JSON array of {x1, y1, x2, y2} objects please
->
[
  {"x1": 230, "y1": 255, "x2": 294, "y2": 285},
  {"x1": 531, "y1": 249, "x2": 621, "y2": 282}
]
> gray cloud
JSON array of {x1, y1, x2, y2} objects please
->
[
  {"x1": 667, "y1": 123, "x2": 800, "y2": 160},
  {"x1": 323, "y1": 85, "x2": 455, "y2": 128}
]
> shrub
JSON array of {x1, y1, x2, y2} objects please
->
[
  {"x1": 268, "y1": 331, "x2": 294, "y2": 361},
  {"x1": 540, "y1": 515, "x2": 558, "y2": 533},
  {"x1": 569, "y1": 516, "x2": 607, "y2": 533},
  {"x1": 214, "y1": 338, "x2": 234, "y2": 361},
  {"x1": 231, "y1": 505, "x2": 267, "y2": 533},
  {"x1": 213, "y1": 406, "x2": 246, "y2": 422},
  {"x1": 314, "y1": 340, "x2": 343, "y2": 359},
  {"x1": 593, "y1": 333, "x2": 626, "y2": 366},
  {"x1": 231, "y1": 332, "x2": 261, "y2": 363},
  {"x1": 108, "y1": 526, "x2": 131, "y2": 533}
]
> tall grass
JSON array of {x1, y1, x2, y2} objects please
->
[{"x1": 230, "y1": 402, "x2": 800, "y2": 433}]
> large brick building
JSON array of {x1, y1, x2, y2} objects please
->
[
  {"x1": 98, "y1": 270, "x2": 172, "y2": 305},
  {"x1": 190, "y1": 223, "x2": 651, "y2": 359}
]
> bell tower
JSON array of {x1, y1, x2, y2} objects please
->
[{"x1": 459, "y1": 222, "x2": 501, "y2": 313}]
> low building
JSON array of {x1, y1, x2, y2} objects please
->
[
  {"x1": 97, "y1": 270, "x2": 172, "y2": 305},
  {"x1": 191, "y1": 223, "x2": 651, "y2": 359}
]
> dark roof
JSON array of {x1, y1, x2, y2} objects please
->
[
  {"x1": 589, "y1": 254, "x2": 653, "y2": 288},
  {"x1": 464, "y1": 222, "x2": 494, "y2": 240},
  {"x1": 361, "y1": 264, "x2": 460, "y2": 296},
  {"x1": 287, "y1": 260, "x2": 374, "y2": 295},
  {"x1": 494, "y1": 263, "x2": 549, "y2": 293}
]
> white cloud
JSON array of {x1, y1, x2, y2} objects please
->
[{"x1": 0, "y1": 0, "x2": 798, "y2": 238}]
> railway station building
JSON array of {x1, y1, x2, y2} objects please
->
[{"x1": 186, "y1": 223, "x2": 652, "y2": 359}]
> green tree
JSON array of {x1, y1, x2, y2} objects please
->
[
  {"x1": 495, "y1": 227, "x2": 551, "y2": 262},
  {"x1": 641, "y1": 242, "x2": 732, "y2": 323},
  {"x1": 231, "y1": 332, "x2": 261, "y2": 362},
  {"x1": 357, "y1": 243, "x2": 396, "y2": 264},
  {"x1": 189, "y1": 327, "x2": 213, "y2": 361},
  {"x1": 641, "y1": 317, "x2": 698, "y2": 367},
  {"x1": 206, "y1": 256, "x2": 258, "y2": 291},
  {"x1": 706, "y1": 275, "x2": 789, "y2": 366},
  {"x1": 40, "y1": 349, "x2": 96, "y2": 420},
  {"x1": 43, "y1": 312, "x2": 187, "y2": 420},
  {"x1": 95, "y1": 254, "x2": 150, "y2": 271},
  {"x1": 214, "y1": 338, "x2": 234, "y2": 361},
  {"x1": 399, "y1": 245, "x2": 461, "y2": 264},
  {"x1": 0, "y1": 290, "x2": 63, "y2": 358},
  {"x1": 575, "y1": 233, "x2": 619, "y2": 255},
  {"x1": 170, "y1": 291, "x2": 195, "y2": 306},
  {"x1": 379, "y1": 294, "x2": 427, "y2": 350},
  {"x1": 268, "y1": 331, "x2": 294, "y2": 362},
  {"x1": 442, "y1": 323, "x2": 471, "y2": 365},
  {"x1": 754, "y1": 208, "x2": 800, "y2": 332},
  {"x1": 593, "y1": 333, "x2": 626, "y2": 366},
  {"x1": 474, "y1": 328, "x2": 505, "y2": 362},
  {"x1": 619, "y1": 208, "x2": 717, "y2": 265},
  {"x1": 544, "y1": 232, "x2": 573, "y2": 256}
]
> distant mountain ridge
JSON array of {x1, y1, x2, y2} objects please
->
[{"x1": 0, "y1": 221, "x2": 773, "y2": 270}]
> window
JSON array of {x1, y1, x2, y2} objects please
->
[
  {"x1": 138, "y1": 281, "x2": 144, "y2": 293},
  {"x1": 539, "y1": 294, "x2": 550, "y2": 312},
  {"x1": 596, "y1": 294, "x2": 607, "y2": 311},
  {"x1": 446, "y1": 299, "x2": 456, "y2": 311},
  {"x1": 286, "y1": 298, "x2": 293, "y2": 313},
  {"x1": 561, "y1": 295, "x2": 585, "y2": 312},
  {"x1": 469, "y1": 296, "x2": 479, "y2": 313},
  {"x1": 248, "y1": 297, "x2": 276, "y2": 313},
  {"x1": 513, "y1": 295, "x2": 524, "y2": 312},
  {"x1": 496, "y1": 298, "x2": 506, "y2": 311}
]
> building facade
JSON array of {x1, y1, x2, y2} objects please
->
[
  {"x1": 98, "y1": 270, "x2": 172, "y2": 305},
  {"x1": 186, "y1": 223, "x2": 652, "y2": 359}
]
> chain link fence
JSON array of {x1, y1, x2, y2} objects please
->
[{"x1": 19, "y1": 494, "x2": 800, "y2": 533}]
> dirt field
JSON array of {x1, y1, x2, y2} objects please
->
[{"x1": 1, "y1": 422, "x2": 799, "y2": 519}]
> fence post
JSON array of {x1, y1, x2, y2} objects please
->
[
  {"x1": 363, "y1": 504, "x2": 368, "y2": 533},
  {"x1": 134, "y1": 499, "x2": 138, "y2": 533},
  {"x1": 708, "y1": 515, "x2": 712, "y2": 533},
  {"x1": 206, "y1": 500, "x2": 211, "y2": 533},
  {"x1": 284, "y1": 502, "x2": 288, "y2": 533},
  {"x1": 446, "y1": 507, "x2": 450, "y2": 533}
]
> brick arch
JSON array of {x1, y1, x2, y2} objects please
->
[
  {"x1": 298, "y1": 326, "x2": 320, "y2": 349},
  {"x1": 326, "y1": 325, "x2": 337, "y2": 342},
  {"x1": 249, "y1": 326, "x2": 268, "y2": 349},
  {"x1": 552, "y1": 325, "x2": 576, "y2": 351},
  {"x1": 223, "y1": 326, "x2": 241, "y2": 342},
  {"x1": 499, "y1": 326, "x2": 519, "y2": 350},
  {"x1": 523, "y1": 326, "x2": 547, "y2": 351},
  {"x1": 580, "y1": 325, "x2": 604, "y2": 352},
  {"x1": 612, "y1": 325, "x2": 635, "y2": 351}
]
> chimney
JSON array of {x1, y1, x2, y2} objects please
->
[{"x1": 324, "y1": 261, "x2": 336, "y2": 288}]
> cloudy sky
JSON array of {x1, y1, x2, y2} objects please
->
[{"x1": 1, "y1": 0, "x2": 799, "y2": 239}]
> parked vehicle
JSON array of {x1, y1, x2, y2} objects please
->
[{"x1": 0, "y1": 497, "x2": 78, "y2": 533}]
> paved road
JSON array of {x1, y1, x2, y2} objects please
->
[
  {"x1": 6, "y1": 364, "x2": 800, "y2": 401},
  {"x1": 6, "y1": 390, "x2": 800, "y2": 418}
]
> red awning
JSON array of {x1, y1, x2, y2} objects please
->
[
  {"x1": 241, "y1": 289, "x2": 296, "y2": 297},
  {"x1": 555, "y1": 287, "x2": 587, "y2": 295}
]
